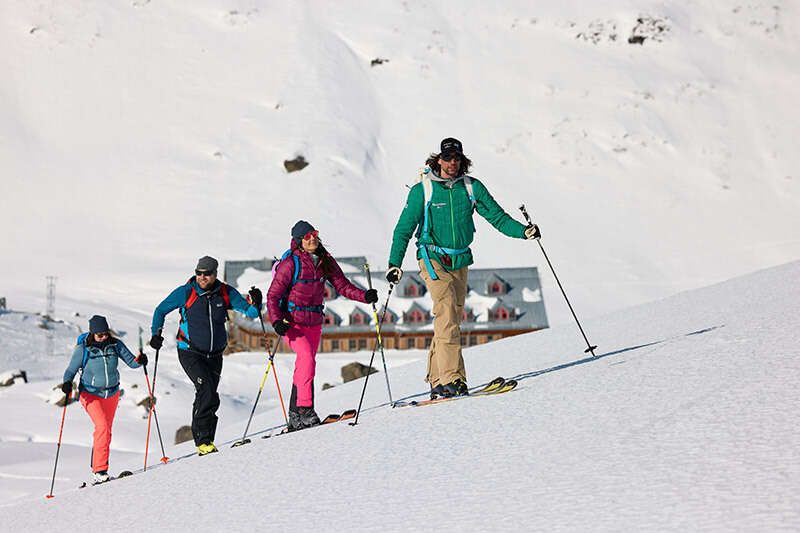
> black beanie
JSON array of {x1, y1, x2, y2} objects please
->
[
  {"x1": 196, "y1": 256, "x2": 218, "y2": 272},
  {"x1": 291, "y1": 220, "x2": 316, "y2": 241},
  {"x1": 88, "y1": 315, "x2": 110, "y2": 334}
]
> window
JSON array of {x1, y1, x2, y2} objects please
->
[
  {"x1": 460, "y1": 335, "x2": 468, "y2": 346},
  {"x1": 407, "y1": 310, "x2": 426, "y2": 323},
  {"x1": 469, "y1": 335, "x2": 479, "y2": 346},
  {"x1": 323, "y1": 313, "x2": 336, "y2": 326},
  {"x1": 461, "y1": 309, "x2": 472, "y2": 322},
  {"x1": 331, "y1": 339, "x2": 340, "y2": 351},
  {"x1": 349, "y1": 339, "x2": 357, "y2": 351},
  {"x1": 351, "y1": 312, "x2": 367, "y2": 325},
  {"x1": 404, "y1": 284, "x2": 419, "y2": 297},
  {"x1": 424, "y1": 337, "x2": 432, "y2": 348},
  {"x1": 493, "y1": 307, "x2": 513, "y2": 321},
  {"x1": 358, "y1": 338, "x2": 368, "y2": 350},
  {"x1": 381, "y1": 312, "x2": 394, "y2": 324}
]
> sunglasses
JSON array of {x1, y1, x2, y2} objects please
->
[
  {"x1": 303, "y1": 230, "x2": 319, "y2": 240},
  {"x1": 95, "y1": 332, "x2": 109, "y2": 338},
  {"x1": 440, "y1": 152, "x2": 460, "y2": 162},
  {"x1": 195, "y1": 270, "x2": 217, "y2": 277}
]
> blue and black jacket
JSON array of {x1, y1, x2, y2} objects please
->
[
  {"x1": 63, "y1": 335, "x2": 140, "y2": 399},
  {"x1": 151, "y1": 277, "x2": 260, "y2": 355}
]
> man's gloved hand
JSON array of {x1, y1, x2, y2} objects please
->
[
  {"x1": 136, "y1": 352, "x2": 149, "y2": 366},
  {"x1": 149, "y1": 334, "x2": 164, "y2": 350},
  {"x1": 524, "y1": 224, "x2": 541, "y2": 240},
  {"x1": 248, "y1": 286, "x2": 263, "y2": 309},
  {"x1": 61, "y1": 381, "x2": 73, "y2": 395},
  {"x1": 272, "y1": 319, "x2": 291, "y2": 336},
  {"x1": 364, "y1": 289, "x2": 378, "y2": 304},
  {"x1": 386, "y1": 265, "x2": 403, "y2": 284}
]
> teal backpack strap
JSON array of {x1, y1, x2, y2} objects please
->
[{"x1": 417, "y1": 177, "x2": 439, "y2": 280}]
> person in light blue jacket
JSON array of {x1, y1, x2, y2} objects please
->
[{"x1": 61, "y1": 315, "x2": 145, "y2": 484}]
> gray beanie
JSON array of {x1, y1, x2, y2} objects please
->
[
  {"x1": 88, "y1": 315, "x2": 110, "y2": 334},
  {"x1": 196, "y1": 255, "x2": 218, "y2": 272},
  {"x1": 291, "y1": 220, "x2": 316, "y2": 241}
]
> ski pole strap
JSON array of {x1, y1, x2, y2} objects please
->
[{"x1": 286, "y1": 301, "x2": 324, "y2": 313}]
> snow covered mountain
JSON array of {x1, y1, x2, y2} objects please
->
[
  {"x1": 2, "y1": 0, "x2": 798, "y2": 327},
  {"x1": 3, "y1": 259, "x2": 799, "y2": 529}
]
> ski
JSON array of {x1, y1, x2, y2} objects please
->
[
  {"x1": 321, "y1": 409, "x2": 357, "y2": 424},
  {"x1": 394, "y1": 377, "x2": 518, "y2": 408},
  {"x1": 260, "y1": 409, "x2": 357, "y2": 439},
  {"x1": 78, "y1": 470, "x2": 133, "y2": 489}
]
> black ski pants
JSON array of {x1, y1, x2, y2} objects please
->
[{"x1": 178, "y1": 349, "x2": 223, "y2": 446}]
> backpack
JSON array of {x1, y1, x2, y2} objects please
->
[
  {"x1": 184, "y1": 278, "x2": 231, "y2": 310},
  {"x1": 272, "y1": 249, "x2": 325, "y2": 314},
  {"x1": 414, "y1": 167, "x2": 477, "y2": 281}
]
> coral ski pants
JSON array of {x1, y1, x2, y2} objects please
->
[
  {"x1": 286, "y1": 323, "x2": 322, "y2": 409},
  {"x1": 178, "y1": 349, "x2": 223, "y2": 446},
  {"x1": 80, "y1": 391, "x2": 120, "y2": 473}
]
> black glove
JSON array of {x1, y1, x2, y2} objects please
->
[
  {"x1": 386, "y1": 265, "x2": 403, "y2": 284},
  {"x1": 272, "y1": 319, "x2": 291, "y2": 336},
  {"x1": 136, "y1": 352, "x2": 148, "y2": 366},
  {"x1": 364, "y1": 289, "x2": 378, "y2": 304},
  {"x1": 149, "y1": 334, "x2": 163, "y2": 350},
  {"x1": 61, "y1": 381, "x2": 73, "y2": 395},
  {"x1": 248, "y1": 286, "x2": 263, "y2": 309},
  {"x1": 524, "y1": 224, "x2": 541, "y2": 240}
]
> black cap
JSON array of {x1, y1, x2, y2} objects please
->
[
  {"x1": 88, "y1": 315, "x2": 110, "y2": 334},
  {"x1": 440, "y1": 137, "x2": 463, "y2": 155}
]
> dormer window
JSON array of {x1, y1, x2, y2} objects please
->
[
  {"x1": 323, "y1": 313, "x2": 336, "y2": 326},
  {"x1": 407, "y1": 309, "x2": 426, "y2": 323},
  {"x1": 404, "y1": 284, "x2": 420, "y2": 297},
  {"x1": 491, "y1": 305, "x2": 515, "y2": 321},
  {"x1": 350, "y1": 309, "x2": 369, "y2": 325},
  {"x1": 489, "y1": 281, "x2": 505, "y2": 295}
]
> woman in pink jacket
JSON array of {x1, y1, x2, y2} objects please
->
[{"x1": 267, "y1": 220, "x2": 378, "y2": 431}]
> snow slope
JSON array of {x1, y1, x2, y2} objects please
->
[
  {"x1": 3, "y1": 260, "x2": 798, "y2": 530},
  {"x1": 2, "y1": 0, "x2": 799, "y2": 327}
]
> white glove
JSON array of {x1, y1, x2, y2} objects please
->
[{"x1": 524, "y1": 224, "x2": 541, "y2": 240}]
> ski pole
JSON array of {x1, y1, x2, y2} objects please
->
[
  {"x1": 142, "y1": 327, "x2": 169, "y2": 470},
  {"x1": 231, "y1": 334, "x2": 283, "y2": 447},
  {"x1": 364, "y1": 262, "x2": 394, "y2": 405},
  {"x1": 350, "y1": 283, "x2": 395, "y2": 426},
  {"x1": 45, "y1": 400, "x2": 68, "y2": 499},
  {"x1": 519, "y1": 205, "x2": 597, "y2": 356},
  {"x1": 142, "y1": 360, "x2": 169, "y2": 470},
  {"x1": 257, "y1": 315, "x2": 288, "y2": 424}
]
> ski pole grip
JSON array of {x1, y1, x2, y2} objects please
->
[
  {"x1": 518, "y1": 204, "x2": 533, "y2": 225},
  {"x1": 363, "y1": 263, "x2": 374, "y2": 290}
]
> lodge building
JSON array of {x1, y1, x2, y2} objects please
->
[{"x1": 223, "y1": 257, "x2": 548, "y2": 353}]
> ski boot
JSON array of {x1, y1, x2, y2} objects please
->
[
  {"x1": 287, "y1": 406, "x2": 321, "y2": 432},
  {"x1": 91, "y1": 470, "x2": 110, "y2": 485},
  {"x1": 430, "y1": 384, "x2": 446, "y2": 400},
  {"x1": 441, "y1": 379, "x2": 469, "y2": 397},
  {"x1": 197, "y1": 442, "x2": 218, "y2": 456}
]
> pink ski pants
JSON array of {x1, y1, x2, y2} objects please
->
[
  {"x1": 285, "y1": 323, "x2": 322, "y2": 407},
  {"x1": 80, "y1": 391, "x2": 120, "y2": 473}
]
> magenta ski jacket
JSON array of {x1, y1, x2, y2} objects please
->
[{"x1": 267, "y1": 240, "x2": 368, "y2": 326}]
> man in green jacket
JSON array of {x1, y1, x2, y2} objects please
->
[{"x1": 386, "y1": 137, "x2": 540, "y2": 398}]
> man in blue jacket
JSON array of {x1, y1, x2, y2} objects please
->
[{"x1": 150, "y1": 256, "x2": 262, "y2": 455}]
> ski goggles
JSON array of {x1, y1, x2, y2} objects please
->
[{"x1": 303, "y1": 230, "x2": 319, "y2": 240}]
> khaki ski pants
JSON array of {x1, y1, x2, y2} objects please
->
[{"x1": 418, "y1": 259, "x2": 468, "y2": 387}]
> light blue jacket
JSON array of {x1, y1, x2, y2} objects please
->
[{"x1": 63, "y1": 335, "x2": 140, "y2": 398}]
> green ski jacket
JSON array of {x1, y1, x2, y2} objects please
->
[{"x1": 388, "y1": 175, "x2": 527, "y2": 272}]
